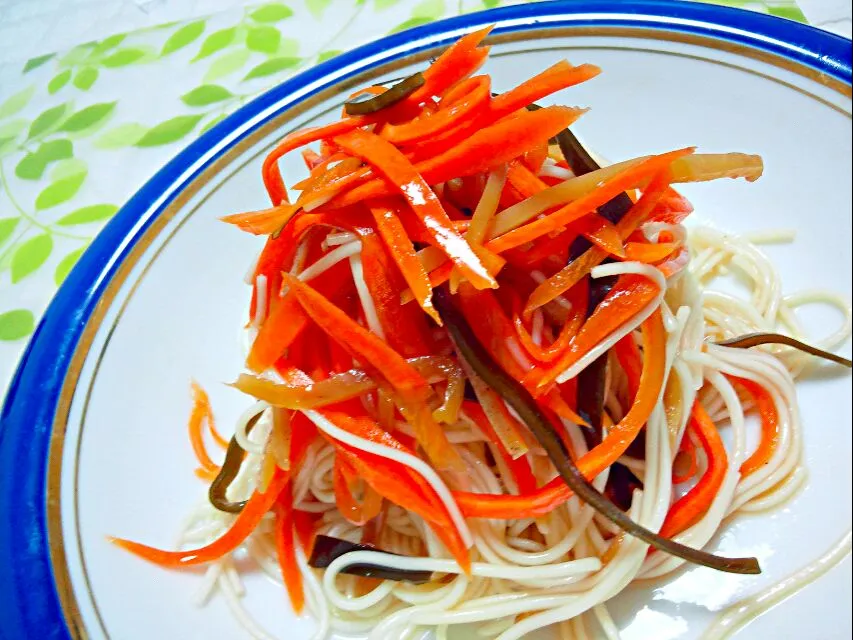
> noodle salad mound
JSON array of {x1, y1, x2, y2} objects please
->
[{"x1": 110, "y1": 27, "x2": 852, "y2": 640}]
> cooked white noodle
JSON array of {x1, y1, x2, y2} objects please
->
[{"x1": 173, "y1": 225, "x2": 850, "y2": 639}]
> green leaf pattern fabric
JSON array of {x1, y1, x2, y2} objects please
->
[{"x1": 0, "y1": 0, "x2": 812, "y2": 392}]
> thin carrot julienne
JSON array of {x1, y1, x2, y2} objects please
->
[
  {"x1": 659, "y1": 401, "x2": 729, "y2": 538},
  {"x1": 334, "y1": 128, "x2": 497, "y2": 290},
  {"x1": 188, "y1": 381, "x2": 223, "y2": 480},
  {"x1": 732, "y1": 377, "x2": 780, "y2": 477},
  {"x1": 111, "y1": 466, "x2": 290, "y2": 566},
  {"x1": 275, "y1": 483, "x2": 304, "y2": 614}
]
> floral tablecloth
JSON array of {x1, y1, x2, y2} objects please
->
[{"x1": 0, "y1": 0, "x2": 823, "y2": 395}]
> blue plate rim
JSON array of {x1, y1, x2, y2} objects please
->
[{"x1": 0, "y1": 1, "x2": 850, "y2": 638}]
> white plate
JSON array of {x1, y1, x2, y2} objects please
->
[{"x1": 1, "y1": 2, "x2": 851, "y2": 639}]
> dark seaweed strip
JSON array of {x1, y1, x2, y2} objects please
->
[
  {"x1": 716, "y1": 332, "x2": 852, "y2": 368},
  {"x1": 434, "y1": 286, "x2": 760, "y2": 575},
  {"x1": 208, "y1": 412, "x2": 263, "y2": 514},
  {"x1": 308, "y1": 535, "x2": 433, "y2": 583}
]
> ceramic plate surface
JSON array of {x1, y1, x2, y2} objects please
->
[{"x1": 1, "y1": 2, "x2": 851, "y2": 639}]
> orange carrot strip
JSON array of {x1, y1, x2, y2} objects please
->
[
  {"x1": 333, "y1": 107, "x2": 586, "y2": 207},
  {"x1": 660, "y1": 401, "x2": 728, "y2": 538},
  {"x1": 406, "y1": 26, "x2": 493, "y2": 104},
  {"x1": 247, "y1": 294, "x2": 310, "y2": 373},
  {"x1": 523, "y1": 165, "x2": 680, "y2": 314},
  {"x1": 263, "y1": 118, "x2": 369, "y2": 205},
  {"x1": 274, "y1": 483, "x2": 304, "y2": 614},
  {"x1": 194, "y1": 467, "x2": 219, "y2": 482},
  {"x1": 534, "y1": 274, "x2": 661, "y2": 390},
  {"x1": 408, "y1": 61, "x2": 598, "y2": 163},
  {"x1": 301, "y1": 148, "x2": 322, "y2": 170},
  {"x1": 486, "y1": 148, "x2": 693, "y2": 255},
  {"x1": 111, "y1": 466, "x2": 290, "y2": 566},
  {"x1": 220, "y1": 203, "x2": 300, "y2": 235},
  {"x1": 320, "y1": 411, "x2": 469, "y2": 570},
  {"x1": 522, "y1": 142, "x2": 549, "y2": 174},
  {"x1": 334, "y1": 129, "x2": 496, "y2": 290},
  {"x1": 581, "y1": 215, "x2": 625, "y2": 257},
  {"x1": 624, "y1": 241, "x2": 678, "y2": 263},
  {"x1": 506, "y1": 160, "x2": 548, "y2": 198},
  {"x1": 334, "y1": 456, "x2": 384, "y2": 526},
  {"x1": 383, "y1": 75, "x2": 491, "y2": 144},
  {"x1": 513, "y1": 308, "x2": 580, "y2": 364},
  {"x1": 368, "y1": 199, "x2": 440, "y2": 324},
  {"x1": 733, "y1": 377, "x2": 780, "y2": 477},
  {"x1": 296, "y1": 156, "x2": 362, "y2": 196},
  {"x1": 188, "y1": 381, "x2": 219, "y2": 476},
  {"x1": 488, "y1": 60, "x2": 599, "y2": 119},
  {"x1": 283, "y1": 273, "x2": 429, "y2": 397}
]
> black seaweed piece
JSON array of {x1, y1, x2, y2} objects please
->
[
  {"x1": 434, "y1": 286, "x2": 760, "y2": 575},
  {"x1": 343, "y1": 73, "x2": 425, "y2": 116},
  {"x1": 605, "y1": 463, "x2": 644, "y2": 512},
  {"x1": 716, "y1": 332, "x2": 852, "y2": 368},
  {"x1": 558, "y1": 127, "x2": 634, "y2": 440},
  {"x1": 208, "y1": 412, "x2": 263, "y2": 514},
  {"x1": 308, "y1": 535, "x2": 433, "y2": 584}
]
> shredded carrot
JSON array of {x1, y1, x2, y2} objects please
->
[
  {"x1": 733, "y1": 377, "x2": 781, "y2": 477},
  {"x1": 275, "y1": 483, "x2": 304, "y2": 614},
  {"x1": 331, "y1": 106, "x2": 585, "y2": 208},
  {"x1": 283, "y1": 274, "x2": 430, "y2": 397},
  {"x1": 334, "y1": 129, "x2": 497, "y2": 289},
  {"x1": 523, "y1": 165, "x2": 681, "y2": 314},
  {"x1": 368, "y1": 199, "x2": 441, "y2": 324},
  {"x1": 660, "y1": 401, "x2": 729, "y2": 538},
  {"x1": 320, "y1": 411, "x2": 470, "y2": 570},
  {"x1": 220, "y1": 203, "x2": 299, "y2": 235},
  {"x1": 263, "y1": 118, "x2": 371, "y2": 205},
  {"x1": 383, "y1": 75, "x2": 491, "y2": 144},
  {"x1": 111, "y1": 466, "x2": 290, "y2": 566},
  {"x1": 579, "y1": 215, "x2": 626, "y2": 257},
  {"x1": 301, "y1": 148, "x2": 322, "y2": 170},
  {"x1": 405, "y1": 26, "x2": 493, "y2": 106},
  {"x1": 533, "y1": 274, "x2": 661, "y2": 391},
  {"x1": 486, "y1": 148, "x2": 694, "y2": 255},
  {"x1": 624, "y1": 241, "x2": 678, "y2": 263},
  {"x1": 188, "y1": 381, "x2": 220, "y2": 478},
  {"x1": 247, "y1": 293, "x2": 310, "y2": 373},
  {"x1": 334, "y1": 456, "x2": 384, "y2": 525}
]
